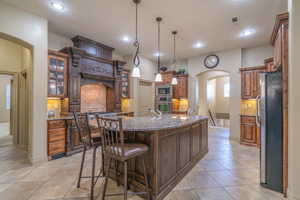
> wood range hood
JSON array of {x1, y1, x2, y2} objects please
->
[{"x1": 60, "y1": 35, "x2": 126, "y2": 113}]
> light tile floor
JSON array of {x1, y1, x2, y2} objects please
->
[{"x1": 0, "y1": 127, "x2": 286, "y2": 200}]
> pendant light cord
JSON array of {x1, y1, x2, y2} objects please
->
[
  {"x1": 156, "y1": 17, "x2": 162, "y2": 73},
  {"x1": 133, "y1": 1, "x2": 140, "y2": 67},
  {"x1": 173, "y1": 31, "x2": 177, "y2": 65}
]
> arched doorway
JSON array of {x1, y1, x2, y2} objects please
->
[
  {"x1": 196, "y1": 70, "x2": 231, "y2": 134},
  {"x1": 0, "y1": 33, "x2": 33, "y2": 163}
]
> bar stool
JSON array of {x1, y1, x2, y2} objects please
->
[
  {"x1": 73, "y1": 112, "x2": 104, "y2": 200},
  {"x1": 96, "y1": 116, "x2": 150, "y2": 200}
]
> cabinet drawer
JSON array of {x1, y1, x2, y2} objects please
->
[
  {"x1": 48, "y1": 128, "x2": 65, "y2": 142},
  {"x1": 48, "y1": 140, "x2": 65, "y2": 155},
  {"x1": 241, "y1": 116, "x2": 256, "y2": 124},
  {"x1": 48, "y1": 120, "x2": 66, "y2": 129}
]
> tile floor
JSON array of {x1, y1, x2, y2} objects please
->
[{"x1": 0, "y1": 127, "x2": 286, "y2": 200}]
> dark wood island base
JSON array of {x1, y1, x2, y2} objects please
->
[{"x1": 107, "y1": 116, "x2": 208, "y2": 200}]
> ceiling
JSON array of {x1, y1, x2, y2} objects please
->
[{"x1": 3, "y1": 0, "x2": 287, "y2": 63}]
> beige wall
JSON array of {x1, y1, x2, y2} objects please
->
[
  {"x1": 48, "y1": 32, "x2": 125, "y2": 61},
  {"x1": 125, "y1": 55, "x2": 156, "y2": 115},
  {"x1": 242, "y1": 45, "x2": 274, "y2": 67},
  {"x1": 0, "y1": 1, "x2": 48, "y2": 163},
  {"x1": 0, "y1": 75, "x2": 12, "y2": 122},
  {"x1": 215, "y1": 76, "x2": 230, "y2": 114},
  {"x1": 189, "y1": 49, "x2": 242, "y2": 141},
  {"x1": 288, "y1": 0, "x2": 300, "y2": 199}
]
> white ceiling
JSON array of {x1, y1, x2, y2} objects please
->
[{"x1": 3, "y1": 0, "x2": 287, "y2": 63}]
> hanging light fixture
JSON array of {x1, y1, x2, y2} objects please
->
[
  {"x1": 171, "y1": 31, "x2": 178, "y2": 85},
  {"x1": 131, "y1": 0, "x2": 141, "y2": 78},
  {"x1": 155, "y1": 17, "x2": 163, "y2": 82}
]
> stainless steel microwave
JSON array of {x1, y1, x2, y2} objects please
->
[{"x1": 156, "y1": 84, "x2": 172, "y2": 96}]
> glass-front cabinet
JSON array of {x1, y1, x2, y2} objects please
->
[
  {"x1": 121, "y1": 69, "x2": 130, "y2": 98},
  {"x1": 48, "y1": 50, "x2": 68, "y2": 97}
]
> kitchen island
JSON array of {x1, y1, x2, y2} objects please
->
[{"x1": 107, "y1": 114, "x2": 208, "y2": 200}]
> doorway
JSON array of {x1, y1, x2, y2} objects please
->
[
  {"x1": 0, "y1": 74, "x2": 13, "y2": 147},
  {"x1": 206, "y1": 76, "x2": 230, "y2": 128}
]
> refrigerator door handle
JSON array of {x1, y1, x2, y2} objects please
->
[{"x1": 256, "y1": 95, "x2": 261, "y2": 127}]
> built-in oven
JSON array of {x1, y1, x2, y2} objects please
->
[
  {"x1": 156, "y1": 85, "x2": 172, "y2": 96},
  {"x1": 155, "y1": 84, "x2": 172, "y2": 113},
  {"x1": 156, "y1": 102, "x2": 172, "y2": 113}
]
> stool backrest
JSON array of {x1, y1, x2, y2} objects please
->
[
  {"x1": 96, "y1": 116, "x2": 124, "y2": 156},
  {"x1": 73, "y1": 112, "x2": 92, "y2": 147}
]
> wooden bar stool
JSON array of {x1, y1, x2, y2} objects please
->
[
  {"x1": 73, "y1": 112, "x2": 104, "y2": 200},
  {"x1": 96, "y1": 116, "x2": 150, "y2": 200}
]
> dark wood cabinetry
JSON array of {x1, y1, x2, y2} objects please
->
[
  {"x1": 155, "y1": 71, "x2": 189, "y2": 99},
  {"x1": 173, "y1": 74, "x2": 188, "y2": 99},
  {"x1": 48, "y1": 50, "x2": 68, "y2": 98},
  {"x1": 240, "y1": 66, "x2": 266, "y2": 99},
  {"x1": 121, "y1": 69, "x2": 130, "y2": 98},
  {"x1": 265, "y1": 58, "x2": 276, "y2": 72},
  {"x1": 47, "y1": 120, "x2": 66, "y2": 159},
  {"x1": 240, "y1": 116, "x2": 259, "y2": 147}
]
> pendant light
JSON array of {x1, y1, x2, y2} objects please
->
[
  {"x1": 155, "y1": 17, "x2": 163, "y2": 82},
  {"x1": 131, "y1": 0, "x2": 141, "y2": 78},
  {"x1": 171, "y1": 31, "x2": 178, "y2": 85}
]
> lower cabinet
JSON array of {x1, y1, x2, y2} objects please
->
[
  {"x1": 47, "y1": 120, "x2": 66, "y2": 160},
  {"x1": 240, "y1": 116, "x2": 259, "y2": 147}
]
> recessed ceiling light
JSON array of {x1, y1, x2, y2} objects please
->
[
  {"x1": 121, "y1": 36, "x2": 131, "y2": 42},
  {"x1": 193, "y1": 42, "x2": 205, "y2": 49},
  {"x1": 153, "y1": 52, "x2": 163, "y2": 57},
  {"x1": 50, "y1": 1, "x2": 64, "y2": 11},
  {"x1": 240, "y1": 28, "x2": 256, "y2": 38}
]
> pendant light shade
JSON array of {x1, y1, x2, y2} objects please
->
[
  {"x1": 155, "y1": 17, "x2": 163, "y2": 82},
  {"x1": 171, "y1": 30, "x2": 178, "y2": 85},
  {"x1": 131, "y1": 0, "x2": 141, "y2": 78},
  {"x1": 155, "y1": 73, "x2": 162, "y2": 82},
  {"x1": 171, "y1": 77, "x2": 178, "y2": 85},
  {"x1": 132, "y1": 67, "x2": 141, "y2": 77}
]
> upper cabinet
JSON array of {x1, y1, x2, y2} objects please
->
[
  {"x1": 240, "y1": 66, "x2": 266, "y2": 99},
  {"x1": 121, "y1": 69, "x2": 130, "y2": 98},
  {"x1": 265, "y1": 58, "x2": 276, "y2": 72},
  {"x1": 173, "y1": 74, "x2": 188, "y2": 99},
  {"x1": 155, "y1": 71, "x2": 189, "y2": 99},
  {"x1": 48, "y1": 50, "x2": 68, "y2": 98}
]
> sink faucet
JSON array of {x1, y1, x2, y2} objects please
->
[{"x1": 149, "y1": 108, "x2": 161, "y2": 117}]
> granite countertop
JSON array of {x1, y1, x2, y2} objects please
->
[
  {"x1": 47, "y1": 112, "x2": 133, "y2": 121},
  {"x1": 104, "y1": 114, "x2": 208, "y2": 132},
  {"x1": 240, "y1": 114, "x2": 256, "y2": 117}
]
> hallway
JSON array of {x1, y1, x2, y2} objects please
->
[{"x1": 0, "y1": 128, "x2": 285, "y2": 200}]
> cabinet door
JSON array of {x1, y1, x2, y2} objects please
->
[
  {"x1": 274, "y1": 26, "x2": 283, "y2": 68},
  {"x1": 240, "y1": 123, "x2": 257, "y2": 146},
  {"x1": 173, "y1": 76, "x2": 188, "y2": 99},
  {"x1": 253, "y1": 69, "x2": 265, "y2": 97},
  {"x1": 241, "y1": 71, "x2": 253, "y2": 99},
  {"x1": 48, "y1": 54, "x2": 67, "y2": 97}
]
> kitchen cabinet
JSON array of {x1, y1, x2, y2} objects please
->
[
  {"x1": 121, "y1": 69, "x2": 130, "y2": 98},
  {"x1": 240, "y1": 115, "x2": 259, "y2": 147},
  {"x1": 47, "y1": 120, "x2": 66, "y2": 160},
  {"x1": 173, "y1": 74, "x2": 188, "y2": 99},
  {"x1": 48, "y1": 50, "x2": 68, "y2": 98},
  {"x1": 240, "y1": 66, "x2": 266, "y2": 99},
  {"x1": 265, "y1": 58, "x2": 276, "y2": 72}
]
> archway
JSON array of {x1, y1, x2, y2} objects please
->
[
  {"x1": 0, "y1": 33, "x2": 33, "y2": 162},
  {"x1": 196, "y1": 70, "x2": 231, "y2": 135}
]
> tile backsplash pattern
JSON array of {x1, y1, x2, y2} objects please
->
[{"x1": 241, "y1": 99, "x2": 257, "y2": 115}]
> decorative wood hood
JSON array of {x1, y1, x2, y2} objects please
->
[{"x1": 60, "y1": 35, "x2": 126, "y2": 112}]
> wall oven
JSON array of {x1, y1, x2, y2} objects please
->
[{"x1": 155, "y1": 84, "x2": 172, "y2": 113}]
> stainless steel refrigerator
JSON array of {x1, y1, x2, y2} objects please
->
[{"x1": 258, "y1": 71, "x2": 283, "y2": 193}]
